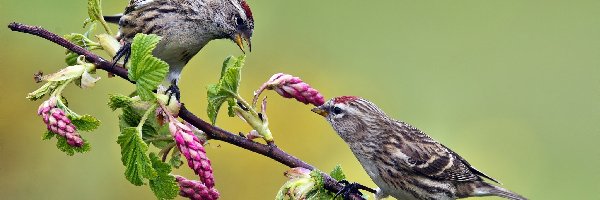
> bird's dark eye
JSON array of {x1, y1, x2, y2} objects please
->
[
  {"x1": 332, "y1": 106, "x2": 343, "y2": 115},
  {"x1": 236, "y1": 15, "x2": 244, "y2": 26}
]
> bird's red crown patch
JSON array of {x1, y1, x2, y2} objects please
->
[
  {"x1": 333, "y1": 96, "x2": 359, "y2": 104},
  {"x1": 241, "y1": 1, "x2": 253, "y2": 21}
]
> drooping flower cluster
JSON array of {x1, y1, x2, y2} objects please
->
[
  {"x1": 175, "y1": 176, "x2": 220, "y2": 200},
  {"x1": 169, "y1": 118, "x2": 215, "y2": 188},
  {"x1": 38, "y1": 97, "x2": 83, "y2": 147},
  {"x1": 254, "y1": 73, "x2": 325, "y2": 106}
]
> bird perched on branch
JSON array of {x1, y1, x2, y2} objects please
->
[
  {"x1": 312, "y1": 96, "x2": 527, "y2": 200},
  {"x1": 104, "y1": 0, "x2": 254, "y2": 87}
]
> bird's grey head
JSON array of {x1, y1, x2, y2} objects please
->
[
  {"x1": 312, "y1": 96, "x2": 388, "y2": 141},
  {"x1": 210, "y1": 0, "x2": 254, "y2": 53}
]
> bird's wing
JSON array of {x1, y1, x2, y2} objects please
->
[{"x1": 388, "y1": 121, "x2": 497, "y2": 183}]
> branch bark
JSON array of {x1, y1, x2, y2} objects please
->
[{"x1": 8, "y1": 22, "x2": 366, "y2": 200}]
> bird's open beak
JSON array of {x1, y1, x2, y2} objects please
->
[
  {"x1": 233, "y1": 33, "x2": 252, "y2": 53},
  {"x1": 311, "y1": 107, "x2": 328, "y2": 117}
]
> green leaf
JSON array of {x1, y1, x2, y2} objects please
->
[
  {"x1": 70, "y1": 114, "x2": 101, "y2": 132},
  {"x1": 41, "y1": 131, "x2": 90, "y2": 156},
  {"x1": 117, "y1": 127, "x2": 157, "y2": 185},
  {"x1": 108, "y1": 94, "x2": 133, "y2": 110},
  {"x1": 206, "y1": 84, "x2": 230, "y2": 124},
  {"x1": 128, "y1": 34, "x2": 169, "y2": 101},
  {"x1": 42, "y1": 131, "x2": 55, "y2": 140},
  {"x1": 329, "y1": 165, "x2": 346, "y2": 181},
  {"x1": 168, "y1": 150, "x2": 183, "y2": 168},
  {"x1": 218, "y1": 55, "x2": 245, "y2": 94},
  {"x1": 205, "y1": 55, "x2": 245, "y2": 124},
  {"x1": 64, "y1": 33, "x2": 101, "y2": 65},
  {"x1": 149, "y1": 153, "x2": 179, "y2": 200}
]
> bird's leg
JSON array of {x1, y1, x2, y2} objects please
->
[
  {"x1": 112, "y1": 42, "x2": 131, "y2": 67},
  {"x1": 334, "y1": 180, "x2": 376, "y2": 199},
  {"x1": 165, "y1": 80, "x2": 181, "y2": 105}
]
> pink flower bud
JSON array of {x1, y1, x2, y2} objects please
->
[
  {"x1": 169, "y1": 119, "x2": 215, "y2": 188},
  {"x1": 175, "y1": 176, "x2": 219, "y2": 200},
  {"x1": 254, "y1": 73, "x2": 325, "y2": 106},
  {"x1": 38, "y1": 97, "x2": 84, "y2": 147}
]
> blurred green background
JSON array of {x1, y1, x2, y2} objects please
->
[{"x1": 1, "y1": 0, "x2": 598, "y2": 199}]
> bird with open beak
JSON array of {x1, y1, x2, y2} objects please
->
[{"x1": 105, "y1": 0, "x2": 255, "y2": 85}]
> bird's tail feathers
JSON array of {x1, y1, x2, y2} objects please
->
[
  {"x1": 474, "y1": 183, "x2": 527, "y2": 200},
  {"x1": 103, "y1": 14, "x2": 122, "y2": 24}
]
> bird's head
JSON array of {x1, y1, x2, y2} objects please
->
[
  {"x1": 215, "y1": 0, "x2": 254, "y2": 53},
  {"x1": 312, "y1": 96, "x2": 388, "y2": 140}
]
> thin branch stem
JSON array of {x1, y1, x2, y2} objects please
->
[{"x1": 8, "y1": 22, "x2": 365, "y2": 200}]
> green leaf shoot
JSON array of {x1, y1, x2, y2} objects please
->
[
  {"x1": 329, "y1": 165, "x2": 346, "y2": 182},
  {"x1": 206, "y1": 55, "x2": 245, "y2": 124}
]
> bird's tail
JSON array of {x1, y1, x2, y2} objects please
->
[
  {"x1": 103, "y1": 14, "x2": 122, "y2": 24},
  {"x1": 473, "y1": 182, "x2": 527, "y2": 200}
]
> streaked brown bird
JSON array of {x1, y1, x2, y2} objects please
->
[
  {"x1": 105, "y1": 0, "x2": 254, "y2": 85},
  {"x1": 312, "y1": 96, "x2": 527, "y2": 200}
]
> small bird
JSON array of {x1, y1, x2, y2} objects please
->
[
  {"x1": 105, "y1": 0, "x2": 254, "y2": 85},
  {"x1": 312, "y1": 96, "x2": 527, "y2": 200}
]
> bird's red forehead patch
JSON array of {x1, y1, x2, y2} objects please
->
[
  {"x1": 241, "y1": 1, "x2": 253, "y2": 21},
  {"x1": 333, "y1": 96, "x2": 359, "y2": 104}
]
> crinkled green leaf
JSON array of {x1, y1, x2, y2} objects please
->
[
  {"x1": 329, "y1": 165, "x2": 346, "y2": 181},
  {"x1": 41, "y1": 131, "x2": 90, "y2": 156},
  {"x1": 206, "y1": 55, "x2": 245, "y2": 124},
  {"x1": 128, "y1": 34, "x2": 168, "y2": 101},
  {"x1": 117, "y1": 127, "x2": 157, "y2": 185},
  {"x1": 108, "y1": 94, "x2": 133, "y2": 110},
  {"x1": 27, "y1": 82, "x2": 59, "y2": 101},
  {"x1": 168, "y1": 150, "x2": 183, "y2": 169},
  {"x1": 149, "y1": 153, "x2": 179, "y2": 200},
  {"x1": 69, "y1": 114, "x2": 101, "y2": 132}
]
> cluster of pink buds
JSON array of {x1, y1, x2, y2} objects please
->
[
  {"x1": 175, "y1": 176, "x2": 220, "y2": 200},
  {"x1": 37, "y1": 97, "x2": 83, "y2": 147},
  {"x1": 169, "y1": 117, "x2": 215, "y2": 188},
  {"x1": 254, "y1": 73, "x2": 325, "y2": 106}
]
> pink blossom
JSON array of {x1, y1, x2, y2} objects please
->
[
  {"x1": 254, "y1": 73, "x2": 325, "y2": 106},
  {"x1": 169, "y1": 119, "x2": 215, "y2": 188},
  {"x1": 175, "y1": 176, "x2": 220, "y2": 200},
  {"x1": 38, "y1": 97, "x2": 83, "y2": 147}
]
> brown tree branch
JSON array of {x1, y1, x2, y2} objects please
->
[{"x1": 8, "y1": 22, "x2": 366, "y2": 200}]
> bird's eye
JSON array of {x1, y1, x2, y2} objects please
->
[
  {"x1": 236, "y1": 15, "x2": 244, "y2": 26},
  {"x1": 332, "y1": 106, "x2": 343, "y2": 115}
]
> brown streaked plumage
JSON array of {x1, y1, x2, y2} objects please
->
[
  {"x1": 105, "y1": 0, "x2": 254, "y2": 83},
  {"x1": 312, "y1": 96, "x2": 527, "y2": 200}
]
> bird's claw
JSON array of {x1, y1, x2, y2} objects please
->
[
  {"x1": 112, "y1": 42, "x2": 131, "y2": 67},
  {"x1": 334, "y1": 180, "x2": 374, "y2": 200},
  {"x1": 165, "y1": 84, "x2": 181, "y2": 105}
]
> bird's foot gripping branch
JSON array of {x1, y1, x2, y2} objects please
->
[{"x1": 8, "y1": 1, "x2": 371, "y2": 199}]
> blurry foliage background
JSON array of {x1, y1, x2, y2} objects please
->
[{"x1": 1, "y1": 0, "x2": 599, "y2": 199}]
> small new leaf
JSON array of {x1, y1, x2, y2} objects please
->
[
  {"x1": 149, "y1": 153, "x2": 179, "y2": 200},
  {"x1": 41, "y1": 131, "x2": 90, "y2": 156},
  {"x1": 117, "y1": 127, "x2": 157, "y2": 185},
  {"x1": 329, "y1": 165, "x2": 346, "y2": 181},
  {"x1": 70, "y1": 114, "x2": 101, "y2": 132},
  {"x1": 84, "y1": 0, "x2": 113, "y2": 34},
  {"x1": 128, "y1": 34, "x2": 169, "y2": 101},
  {"x1": 108, "y1": 94, "x2": 133, "y2": 110},
  {"x1": 206, "y1": 55, "x2": 245, "y2": 124}
]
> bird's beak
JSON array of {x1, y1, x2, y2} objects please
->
[
  {"x1": 233, "y1": 33, "x2": 252, "y2": 53},
  {"x1": 311, "y1": 107, "x2": 328, "y2": 117}
]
